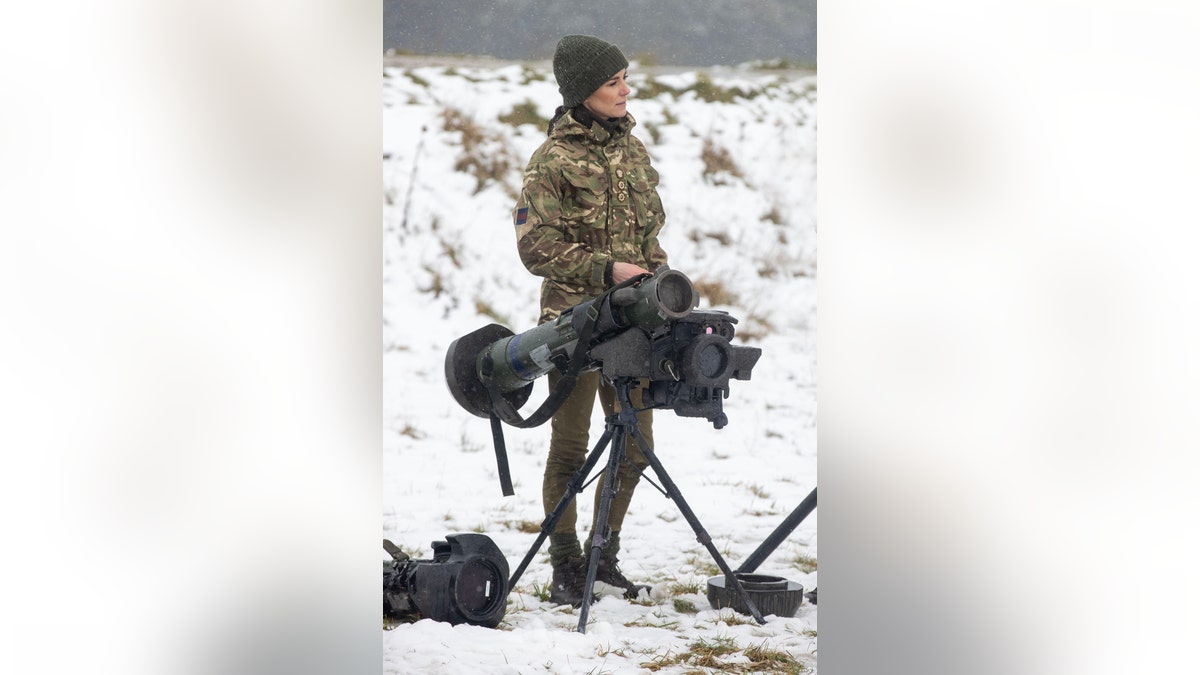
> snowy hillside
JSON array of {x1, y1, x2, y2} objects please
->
[{"x1": 382, "y1": 57, "x2": 818, "y2": 674}]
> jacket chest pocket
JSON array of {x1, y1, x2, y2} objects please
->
[
  {"x1": 562, "y1": 169, "x2": 610, "y2": 244},
  {"x1": 627, "y1": 166, "x2": 664, "y2": 231}
]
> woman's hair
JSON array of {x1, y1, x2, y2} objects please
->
[{"x1": 546, "y1": 106, "x2": 571, "y2": 136}]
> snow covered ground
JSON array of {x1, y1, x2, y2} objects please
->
[{"x1": 382, "y1": 58, "x2": 817, "y2": 674}]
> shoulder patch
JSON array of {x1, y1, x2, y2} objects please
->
[{"x1": 516, "y1": 207, "x2": 528, "y2": 225}]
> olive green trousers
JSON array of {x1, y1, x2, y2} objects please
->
[{"x1": 543, "y1": 369, "x2": 653, "y2": 564}]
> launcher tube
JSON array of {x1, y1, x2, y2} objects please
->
[{"x1": 475, "y1": 270, "x2": 696, "y2": 395}]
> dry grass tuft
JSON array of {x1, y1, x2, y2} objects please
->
[
  {"x1": 791, "y1": 551, "x2": 818, "y2": 574},
  {"x1": 692, "y1": 278, "x2": 739, "y2": 308},
  {"x1": 701, "y1": 137, "x2": 745, "y2": 183},
  {"x1": 498, "y1": 99, "x2": 550, "y2": 130},
  {"x1": 441, "y1": 106, "x2": 518, "y2": 196}
]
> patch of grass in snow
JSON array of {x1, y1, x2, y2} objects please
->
[
  {"x1": 744, "y1": 483, "x2": 770, "y2": 499},
  {"x1": 691, "y1": 278, "x2": 739, "y2": 308},
  {"x1": 642, "y1": 636, "x2": 737, "y2": 672},
  {"x1": 734, "y1": 312, "x2": 776, "y2": 342},
  {"x1": 504, "y1": 591, "x2": 527, "y2": 615},
  {"x1": 744, "y1": 640, "x2": 811, "y2": 674},
  {"x1": 683, "y1": 551, "x2": 722, "y2": 577},
  {"x1": 498, "y1": 99, "x2": 550, "y2": 131},
  {"x1": 596, "y1": 642, "x2": 631, "y2": 659},
  {"x1": 641, "y1": 635, "x2": 811, "y2": 674},
  {"x1": 395, "y1": 421, "x2": 423, "y2": 439},
  {"x1": 498, "y1": 518, "x2": 543, "y2": 534},
  {"x1": 672, "y1": 597, "x2": 699, "y2": 614},
  {"x1": 473, "y1": 297, "x2": 510, "y2": 326},
  {"x1": 642, "y1": 121, "x2": 662, "y2": 145},
  {"x1": 668, "y1": 580, "x2": 703, "y2": 595},
  {"x1": 692, "y1": 73, "x2": 752, "y2": 103},
  {"x1": 631, "y1": 76, "x2": 685, "y2": 100},
  {"x1": 417, "y1": 264, "x2": 446, "y2": 298},
  {"x1": 403, "y1": 70, "x2": 431, "y2": 88},
  {"x1": 440, "y1": 106, "x2": 519, "y2": 197},
  {"x1": 710, "y1": 609, "x2": 757, "y2": 626},
  {"x1": 687, "y1": 635, "x2": 741, "y2": 664},
  {"x1": 529, "y1": 579, "x2": 552, "y2": 603},
  {"x1": 439, "y1": 238, "x2": 462, "y2": 269},
  {"x1": 634, "y1": 72, "x2": 757, "y2": 105},
  {"x1": 755, "y1": 242, "x2": 814, "y2": 281},
  {"x1": 744, "y1": 506, "x2": 784, "y2": 517},
  {"x1": 747, "y1": 58, "x2": 814, "y2": 72},
  {"x1": 791, "y1": 551, "x2": 818, "y2": 574},
  {"x1": 688, "y1": 228, "x2": 734, "y2": 247},
  {"x1": 700, "y1": 136, "x2": 745, "y2": 184},
  {"x1": 623, "y1": 614, "x2": 679, "y2": 630},
  {"x1": 518, "y1": 65, "x2": 547, "y2": 85}
]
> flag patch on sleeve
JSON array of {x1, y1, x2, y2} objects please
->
[{"x1": 516, "y1": 207, "x2": 528, "y2": 225}]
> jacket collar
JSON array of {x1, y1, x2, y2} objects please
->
[{"x1": 552, "y1": 110, "x2": 637, "y2": 145}]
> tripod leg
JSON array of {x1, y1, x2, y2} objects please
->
[
  {"x1": 628, "y1": 426, "x2": 768, "y2": 625},
  {"x1": 736, "y1": 486, "x2": 817, "y2": 574},
  {"x1": 576, "y1": 423, "x2": 626, "y2": 634},
  {"x1": 507, "y1": 425, "x2": 615, "y2": 590}
]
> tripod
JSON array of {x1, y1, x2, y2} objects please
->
[{"x1": 507, "y1": 376, "x2": 767, "y2": 633}]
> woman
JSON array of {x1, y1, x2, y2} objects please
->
[{"x1": 513, "y1": 34, "x2": 669, "y2": 606}]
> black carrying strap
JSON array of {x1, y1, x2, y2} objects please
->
[
  {"x1": 486, "y1": 339, "x2": 588, "y2": 497},
  {"x1": 489, "y1": 412, "x2": 515, "y2": 496},
  {"x1": 481, "y1": 278, "x2": 640, "y2": 496},
  {"x1": 485, "y1": 300, "x2": 599, "y2": 428},
  {"x1": 482, "y1": 302, "x2": 599, "y2": 497}
]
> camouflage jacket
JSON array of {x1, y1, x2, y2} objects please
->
[{"x1": 514, "y1": 111, "x2": 669, "y2": 323}]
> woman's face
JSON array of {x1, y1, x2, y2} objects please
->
[{"x1": 583, "y1": 69, "x2": 631, "y2": 119}]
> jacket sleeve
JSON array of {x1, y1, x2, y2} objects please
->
[
  {"x1": 514, "y1": 162, "x2": 611, "y2": 288},
  {"x1": 641, "y1": 213, "x2": 669, "y2": 271},
  {"x1": 637, "y1": 155, "x2": 669, "y2": 271}
]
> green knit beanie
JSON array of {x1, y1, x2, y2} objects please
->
[{"x1": 553, "y1": 35, "x2": 629, "y2": 108}]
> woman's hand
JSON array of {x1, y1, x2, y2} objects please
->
[{"x1": 611, "y1": 262, "x2": 651, "y2": 284}]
